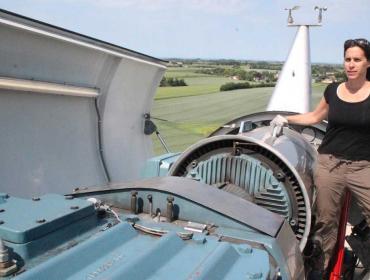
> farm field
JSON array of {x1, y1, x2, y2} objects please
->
[{"x1": 151, "y1": 66, "x2": 327, "y2": 155}]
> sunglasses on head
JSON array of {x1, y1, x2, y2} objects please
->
[{"x1": 344, "y1": 38, "x2": 370, "y2": 49}]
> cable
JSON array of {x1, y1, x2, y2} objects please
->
[{"x1": 94, "y1": 98, "x2": 111, "y2": 182}]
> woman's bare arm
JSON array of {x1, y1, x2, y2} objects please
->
[{"x1": 286, "y1": 97, "x2": 329, "y2": 125}]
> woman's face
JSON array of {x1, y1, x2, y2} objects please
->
[{"x1": 344, "y1": 46, "x2": 370, "y2": 81}]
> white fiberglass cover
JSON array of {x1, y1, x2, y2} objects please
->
[
  {"x1": 0, "y1": 10, "x2": 166, "y2": 198},
  {"x1": 267, "y1": 25, "x2": 311, "y2": 113}
]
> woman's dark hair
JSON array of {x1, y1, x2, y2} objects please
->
[{"x1": 344, "y1": 38, "x2": 370, "y2": 80}]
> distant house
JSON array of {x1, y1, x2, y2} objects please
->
[
  {"x1": 321, "y1": 73, "x2": 337, "y2": 83},
  {"x1": 321, "y1": 72, "x2": 337, "y2": 83}
]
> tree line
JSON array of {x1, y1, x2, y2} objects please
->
[
  {"x1": 220, "y1": 82, "x2": 275, "y2": 92},
  {"x1": 160, "y1": 77, "x2": 187, "y2": 87},
  {"x1": 195, "y1": 67, "x2": 277, "y2": 83}
]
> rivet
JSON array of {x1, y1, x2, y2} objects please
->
[
  {"x1": 36, "y1": 219, "x2": 46, "y2": 223},
  {"x1": 70, "y1": 206, "x2": 79, "y2": 210},
  {"x1": 32, "y1": 197, "x2": 40, "y2": 201}
]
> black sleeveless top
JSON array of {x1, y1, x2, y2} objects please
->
[{"x1": 318, "y1": 82, "x2": 370, "y2": 161}]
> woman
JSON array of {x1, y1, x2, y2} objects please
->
[{"x1": 271, "y1": 38, "x2": 370, "y2": 278}]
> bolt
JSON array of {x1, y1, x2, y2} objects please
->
[
  {"x1": 70, "y1": 206, "x2": 79, "y2": 210},
  {"x1": 289, "y1": 219, "x2": 297, "y2": 226},
  {"x1": 32, "y1": 197, "x2": 40, "y2": 201},
  {"x1": 275, "y1": 172, "x2": 285, "y2": 182},
  {"x1": 157, "y1": 211, "x2": 161, "y2": 222},
  {"x1": 36, "y1": 219, "x2": 46, "y2": 223},
  {"x1": 131, "y1": 191, "x2": 138, "y2": 214},
  {"x1": 65, "y1": 195, "x2": 74, "y2": 200},
  {"x1": 0, "y1": 239, "x2": 9, "y2": 263},
  {"x1": 147, "y1": 195, "x2": 153, "y2": 216},
  {"x1": 166, "y1": 196, "x2": 174, "y2": 222}
]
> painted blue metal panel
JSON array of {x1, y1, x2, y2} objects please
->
[
  {"x1": 17, "y1": 222, "x2": 270, "y2": 280},
  {"x1": 0, "y1": 194, "x2": 95, "y2": 243},
  {"x1": 141, "y1": 153, "x2": 180, "y2": 178}
]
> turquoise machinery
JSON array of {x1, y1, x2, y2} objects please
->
[{"x1": 0, "y1": 8, "x2": 368, "y2": 280}]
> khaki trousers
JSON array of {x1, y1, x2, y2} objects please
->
[{"x1": 314, "y1": 153, "x2": 370, "y2": 269}]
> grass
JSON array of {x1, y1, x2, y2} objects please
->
[{"x1": 151, "y1": 66, "x2": 326, "y2": 155}]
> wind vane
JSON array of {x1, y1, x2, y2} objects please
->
[
  {"x1": 314, "y1": 6, "x2": 327, "y2": 24},
  {"x1": 284, "y1": 6, "x2": 300, "y2": 24}
]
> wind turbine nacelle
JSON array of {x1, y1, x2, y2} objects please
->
[{"x1": 143, "y1": 112, "x2": 330, "y2": 250}]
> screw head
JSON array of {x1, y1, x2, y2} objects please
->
[{"x1": 275, "y1": 172, "x2": 285, "y2": 182}]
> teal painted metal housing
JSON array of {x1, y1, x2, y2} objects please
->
[
  {"x1": 141, "y1": 153, "x2": 180, "y2": 178},
  {"x1": 0, "y1": 178, "x2": 304, "y2": 279},
  {"x1": 0, "y1": 194, "x2": 94, "y2": 243},
  {"x1": 0, "y1": 194, "x2": 97, "y2": 260},
  {"x1": 16, "y1": 222, "x2": 271, "y2": 280}
]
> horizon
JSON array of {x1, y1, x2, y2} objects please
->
[
  {"x1": 160, "y1": 57, "x2": 342, "y2": 66},
  {"x1": 0, "y1": 0, "x2": 369, "y2": 64}
]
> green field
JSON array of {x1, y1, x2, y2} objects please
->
[{"x1": 151, "y1": 66, "x2": 326, "y2": 155}]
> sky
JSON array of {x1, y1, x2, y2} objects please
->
[{"x1": 0, "y1": 0, "x2": 369, "y2": 64}]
